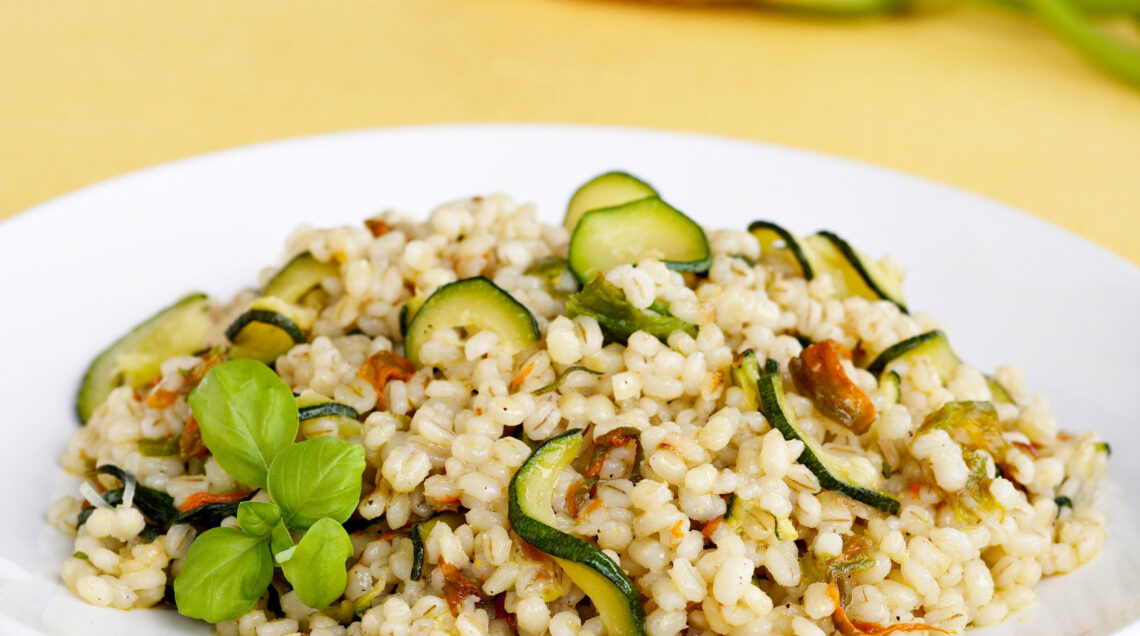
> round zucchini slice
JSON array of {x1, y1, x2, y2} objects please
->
[
  {"x1": 567, "y1": 197, "x2": 711, "y2": 283},
  {"x1": 226, "y1": 297, "x2": 314, "y2": 364},
  {"x1": 865, "y1": 330, "x2": 959, "y2": 381},
  {"x1": 263, "y1": 252, "x2": 338, "y2": 304},
  {"x1": 403, "y1": 277, "x2": 540, "y2": 368},
  {"x1": 77, "y1": 293, "x2": 213, "y2": 423},
  {"x1": 296, "y1": 390, "x2": 362, "y2": 438},
  {"x1": 508, "y1": 430, "x2": 645, "y2": 636},
  {"x1": 747, "y1": 220, "x2": 814, "y2": 279},
  {"x1": 564, "y1": 171, "x2": 658, "y2": 231}
]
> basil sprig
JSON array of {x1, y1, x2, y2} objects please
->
[
  {"x1": 174, "y1": 360, "x2": 365, "y2": 622},
  {"x1": 188, "y1": 359, "x2": 298, "y2": 489}
]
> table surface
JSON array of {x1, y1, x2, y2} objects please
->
[{"x1": 1, "y1": 0, "x2": 1137, "y2": 265}]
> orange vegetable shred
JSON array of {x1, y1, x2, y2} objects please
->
[
  {"x1": 509, "y1": 360, "x2": 536, "y2": 393},
  {"x1": 357, "y1": 350, "x2": 414, "y2": 410},
  {"x1": 364, "y1": 219, "x2": 390, "y2": 237},
  {"x1": 145, "y1": 387, "x2": 178, "y2": 410},
  {"x1": 790, "y1": 340, "x2": 876, "y2": 434},
  {"x1": 827, "y1": 580, "x2": 952, "y2": 636},
  {"x1": 177, "y1": 490, "x2": 254, "y2": 514},
  {"x1": 179, "y1": 416, "x2": 210, "y2": 459},
  {"x1": 439, "y1": 559, "x2": 483, "y2": 617},
  {"x1": 564, "y1": 427, "x2": 642, "y2": 518}
]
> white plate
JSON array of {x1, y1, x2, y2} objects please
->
[{"x1": 1, "y1": 124, "x2": 1138, "y2": 636}]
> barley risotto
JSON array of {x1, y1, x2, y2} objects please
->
[{"x1": 49, "y1": 172, "x2": 1109, "y2": 636}]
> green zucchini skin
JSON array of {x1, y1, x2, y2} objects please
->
[
  {"x1": 984, "y1": 374, "x2": 1017, "y2": 407},
  {"x1": 224, "y1": 309, "x2": 307, "y2": 345},
  {"x1": 403, "y1": 277, "x2": 540, "y2": 368},
  {"x1": 730, "y1": 349, "x2": 762, "y2": 411},
  {"x1": 224, "y1": 308, "x2": 308, "y2": 364},
  {"x1": 77, "y1": 293, "x2": 212, "y2": 423},
  {"x1": 564, "y1": 171, "x2": 658, "y2": 231},
  {"x1": 263, "y1": 251, "x2": 338, "y2": 304},
  {"x1": 508, "y1": 429, "x2": 645, "y2": 636},
  {"x1": 297, "y1": 402, "x2": 360, "y2": 422},
  {"x1": 869, "y1": 331, "x2": 1019, "y2": 408},
  {"x1": 757, "y1": 359, "x2": 900, "y2": 515},
  {"x1": 808, "y1": 231, "x2": 907, "y2": 313},
  {"x1": 747, "y1": 220, "x2": 815, "y2": 279},
  {"x1": 880, "y1": 370, "x2": 902, "y2": 405},
  {"x1": 866, "y1": 330, "x2": 958, "y2": 380},
  {"x1": 567, "y1": 197, "x2": 712, "y2": 283},
  {"x1": 409, "y1": 513, "x2": 465, "y2": 580}
]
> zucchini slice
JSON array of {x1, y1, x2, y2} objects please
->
[
  {"x1": 801, "y1": 232, "x2": 907, "y2": 312},
  {"x1": 984, "y1": 374, "x2": 1017, "y2": 407},
  {"x1": 409, "y1": 512, "x2": 466, "y2": 580},
  {"x1": 757, "y1": 359, "x2": 900, "y2": 514},
  {"x1": 879, "y1": 370, "x2": 902, "y2": 405},
  {"x1": 226, "y1": 297, "x2": 313, "y2": 364},
  {"x1": 296, "y1": 390, "x2": 362, "y2": 438},
  {"x1": 725, "y1": 493, "x2": 798, "y2": 541},
  {"x1": 404, "y1": 277, "x2": 540, "y2": 368},
  {"x1": 564, "y1": 171, "x2": 658, "y2": 231},
  {"x1": 731, "y1": 349, "x2": 762, "y2": 411},
  {"x1": 399, "y1": 292, "x2": 429, "y2": 337},
  {"x1": 508, "y1": 429, "x2": 645, "y2": 636},
  {"x1": 567, "y1": 197, "x2": 712, "y2": 283},
  {"x1": 868, "y1": 331, "x2": 1018, "y2": 408},
  {"x1": 263, "y1": 252, "x2": 338, "y2": 305},
  {"x1": 865, "y1": 330, "x2": 959, "y2": 382},
  {"x1": 77, "y1": 293, "x2": 212, "y2": 423},
  {"x1": 747, "y1": 220, "x2": 814, "y2": 279}
]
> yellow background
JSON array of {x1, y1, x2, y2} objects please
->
[{"x1": 2, "y1": 0, "x2": 1138, "y2": 264}]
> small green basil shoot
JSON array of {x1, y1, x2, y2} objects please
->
[
  {"x1": 237, "y1": 501, "x2": 282, "y2": 537},
  {"x1": 280, "y1": 518, "x2": 354, "y2": 610},
  {"x1": 267, "y1": 436, "x2": 366, "y2": 530},
  {"x1": 176, "y1": 361, "x2": 368, "y2": 620},
  {"x1": 188, "y1": 360, "x2": 298, "y2": 489},
  {"x1": 173, "y1": 527, "x2": 274, "y2": 623}
]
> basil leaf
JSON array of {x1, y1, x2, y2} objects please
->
[
  {"x1": 271, "y1": 520, "x2": 295, "y2": 564},
  {"x1": 267, "y1": 436, "x2": 365, "y2": 530},
  {"x1": 173, "y1": 527, "x2": 273, "y2": 622},
  {"x1": 280, "y1": 518, "x2": 352, "y2": 609},
  {"x1": 188, "y1": 360, "x2": 299, "y2": 489},
  {"x1": 237, "y1": 501, "x2": 281, "y2": 538}
]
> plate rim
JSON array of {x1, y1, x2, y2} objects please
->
[{"x1": 3, "y1": 121, "x2": 1137, "y2": 280}]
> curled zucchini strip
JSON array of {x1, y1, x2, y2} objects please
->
[
  {"x1": 756, "y1": 359, "x2": 901, "y2": 514},
  {"x1": 507, "y1": 430, "x2": 645, "y2": 636}
]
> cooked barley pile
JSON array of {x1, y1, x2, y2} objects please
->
[{"x1": 49, "y1": 192, "x2": 1109, "y2": 636}]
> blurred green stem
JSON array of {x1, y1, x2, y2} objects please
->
[
  {"x1": 989, "y1": 0, "x2": 1140, "y2": 13},
  {"x1": 1024, "y1": 0, "x2": 1140, "y2": 85}
]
